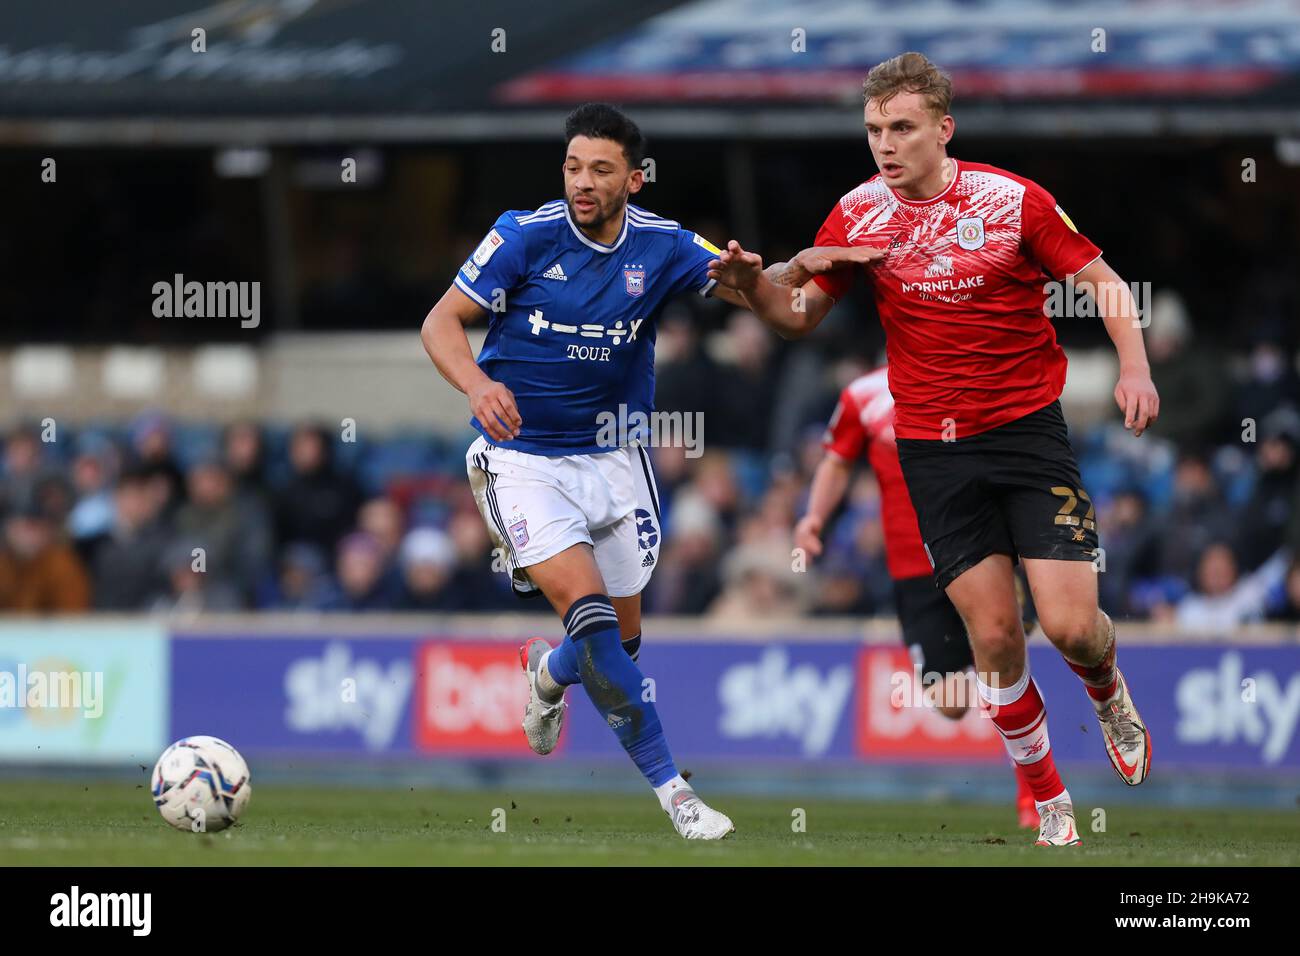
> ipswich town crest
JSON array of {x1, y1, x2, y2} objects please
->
[
  {"x1": 508, "y1": 516, "x2": 529, "y2": 548},
  {"x1": 624, "y1": 268, "x2": 645, "y2": 297}
]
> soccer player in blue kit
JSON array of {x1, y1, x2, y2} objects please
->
[{"x1": 421, "y1": 104, "x2": 746, "y2": 839}]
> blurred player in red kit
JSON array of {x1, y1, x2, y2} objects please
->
[
  {"x1": 796, "y1": 365, "x2": 1038, "y2": 829},
  {"x1": 711, "y1": 52, "x2": 1159, "y2": 846}
]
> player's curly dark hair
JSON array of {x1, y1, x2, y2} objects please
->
[{"x1": 564, "y1": 103, "x2": 646, "y2": 169}]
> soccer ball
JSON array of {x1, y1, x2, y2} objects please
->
[{"x1": 151, "y1": 736, "x2": 252, "y2": 832}]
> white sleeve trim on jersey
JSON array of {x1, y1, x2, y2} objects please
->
[
  {"x1": 628, "y1": 205, "x2": 680, "y2": 228},
  {"x1": 698, "y1": 277, "x2": 718, "y2": 297},
  {"x1": 515, "y1": 200, "x2": 566, "y2": 224},
  {"x1": 1065, "y1": 251, "x2": 1104, "y2": 278},
  {"x1": 628, "y1": 211, "x2": 679, "y2": 232},
  {"x1": 453, "y1": 275, "x2": 491, "y2": 310},
  {"x1": 516, "y1": 211, "x2": 566, "y2": 227}
]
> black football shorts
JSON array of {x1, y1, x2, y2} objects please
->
[
  {"x1": 895, "y1": 400, "x2": 1099, "y2": 591},
  {"x1": 894, "y1": 575, "x2": 974, "y2": 680}
]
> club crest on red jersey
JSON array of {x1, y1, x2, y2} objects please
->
[
  {"x1": 956, "y1": 216, "x2": 985, "y2": 250},
  {"x1": 623, "y1": 269, "x2": 645, "y2": 297}
]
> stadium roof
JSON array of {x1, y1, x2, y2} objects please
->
[
  {"x1": 502, "y1": 0, "x2": 1300, "y2": 105},
  {"x1": 3, "y1": 0, "x2": 1299, "y2": 143},
  {"x1": 0, "y1": 0, "x2": 684, "y2": 128}
]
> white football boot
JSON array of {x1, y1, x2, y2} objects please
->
[
  {"x1": 1095, "y1": 670, "x2": 1151, "y2": 786},
  {"x1": 1034, "y1": 798, "x2": 1082, "y2": 847},
  {"x1": 668, "y1": 788, "x2": 735, "y2": 840},
  {"x1": 519, "y1": 638, "x2": 565, "y2": 755}
]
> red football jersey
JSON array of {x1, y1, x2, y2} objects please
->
[
  {"x1": 812, "y1": 159, "x2": 1101, "y2": 440},
  {"x1": 822, "y1": 367, "x2": 932, "y2": 581}
]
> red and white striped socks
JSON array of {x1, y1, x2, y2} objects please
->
[{"x1": 979, "y1": 669, "x2": 1068, "y2": 809}]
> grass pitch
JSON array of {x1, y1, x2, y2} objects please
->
[{"x1": 1, "y1": 779, "x2": 1296, "y2": 866}]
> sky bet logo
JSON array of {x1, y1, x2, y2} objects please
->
[{"x1": 50, "y1": 886, "x2": 151, "y2": 936}]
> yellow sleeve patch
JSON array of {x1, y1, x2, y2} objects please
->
[
  {"x1": 1055, "y1": 204, "x2": 1078, "y2": 233},
  {"x1": 692, "y1": 232, "x2": 722, "y2": 255}
]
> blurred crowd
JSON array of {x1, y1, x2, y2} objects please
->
[
  {"x1": 0, "y1": 417, "x2": 506, "y2": 617},
  {"x1": 1, "y1": 290, "x2": 1297, "y2": 632}
]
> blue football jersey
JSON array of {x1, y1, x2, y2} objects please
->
[{"x1": 453, "y1": 200, "x2": 721, "y2": 455}]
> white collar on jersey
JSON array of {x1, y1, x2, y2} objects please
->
[{"x1": 564, "y1": 201, "x2": 629, "y2": 253}]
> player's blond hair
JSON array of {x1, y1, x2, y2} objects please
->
[{"x1": 862, "y1": 52, "x2": 952, "y2": 119}]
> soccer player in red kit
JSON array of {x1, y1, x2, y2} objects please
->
[
  {"x1": 798, "y1": 366, "x2": 1039, "y2": 828},
  {"x1": 710, "y1": 52, "x2": 1159, "y2": 846}
]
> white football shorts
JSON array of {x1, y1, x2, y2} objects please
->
[{"x1": 466, "y1": 435, "x2": 663, "y2": 599}]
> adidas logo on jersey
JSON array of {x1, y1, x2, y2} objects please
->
[
  {"x1": 607, "y1": 712, "x2": 630, "y2": 730},
  {"x1": 543, "y1": 263, "x2": 567, "y2": 281},
  {"x1": 641, "y1": 551, "x2": 656, "y2": 568}
]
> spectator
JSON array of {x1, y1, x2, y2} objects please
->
[
  {"x1": 150, "y1": 539, "x2": 243, "y2": 615},
  {"x1": 0, "y1": 498, "x2": 92, "y2": 612},
  {"x1": 260, "y1": 542, "x2": 332, "y2": 611},
  {"x1": 173, "y1": 456, "x2": 271, "y2": 605},
  {"x1": 222, "y1": 421, "x2": 276, "y2": 550},
  {"x1": 645, "y1": 491, "x2": 723, "y2": 614},
  {"x1": 1156, "y1": 452, "x2": 1236, "y2": 581},
  {"x1": 711, "y1": 310, "x2": 778, "y2": 451},
  {"x1": 647, "y1": 444, "x2": 692, "y2": 519},
  {"x1": 32, "y1": 472, "x2": 76, "y2": 530},
  {"x1": 397, "y1": 527, "x2": 458, "y2": 611},
  {"x1": 1173, "y1": 543, "x2": 1290, "y2": 632},
  {"x1": 810, "y1": 555, "x2": 877, "y2": 617},
  {"x1": 708, "y1": 542, "x2": 808, "y2": 620},
  {"x1": 1146, "y1": 291, "x2": 1230, "y2": 447},
  {"x1": 1235, "y1": 408, "x2": 1300, "y2": 571},
  {"x1": 222, "y1": 421, "x2": 271, "y2": 503},
  {"x1": 444, "y1": 509, "x2": 507, "y2": 609},
  {"x1": 358, "y1": 496, "x2": 407, "y2": 598},
  {"x1": 1266, "y1": 559, "x2": 1300, "y2": 623},
  {"x1": 811, "y1": 471, "x2": 894, "y2": 612},
  {"x1": 274, "y1": 424, "x2": 361, "y2": 555},
  {"x1": 128, "y1": 412, "x2": 186, "y2": 519},
  {"x1": 1232, "y1": 340, "x2": 1300, "y2": 432},
  {"x1": 654, "y1": 310, "x2": 722, "y2": 426},
  {"x1": 1, "y1": 426, "x2": 52, "y2": 515},
  {"x1": 687, "y1": 453, "x2": 743, "y2": 535},
  {"x1": 1096, "y1": 489, "x2": 1161, "y2": 617},
  {"x1": 84, "y1": 466, "x2": 169, "y2": 610},
  {"x1": 67, "y1": 436, "x2": 119, "y2": 544},
  {"x1": 320, "y1": 532, "x2": 393, "y2": 612}
]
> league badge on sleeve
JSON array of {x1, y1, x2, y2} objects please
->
[
  {"x1": 1054, "y1": 204, "x2": 1080, "y2": 233},
  {"x1": 692, "y1": 232, "x2": 722, "y2": 255},
  {"x1": 473, "y1": 228, "x2": 505, "y2": 266},
  {"x1": 623, "y1": 268, "x2": 645, "y2": 297},
  {"x1": 956, "y1": 216, "x2": 985, "y2": 250}
]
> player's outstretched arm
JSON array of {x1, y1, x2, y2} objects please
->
[
  {"x1": 420, "y1": 285, "x2": 522, "y2": 442},
  {"x1": 770, "y1": 245, "x2": 888, "y2": 288},
  {"x1": 794, "y1": 454, "x2": 853, "y2": 559},
  {"x1": 1072, "y1": 257, "x2": 1160, "y2": 437},
  {"x1": 707, "y1": 240, "x2": 836, "y2": 340}
]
